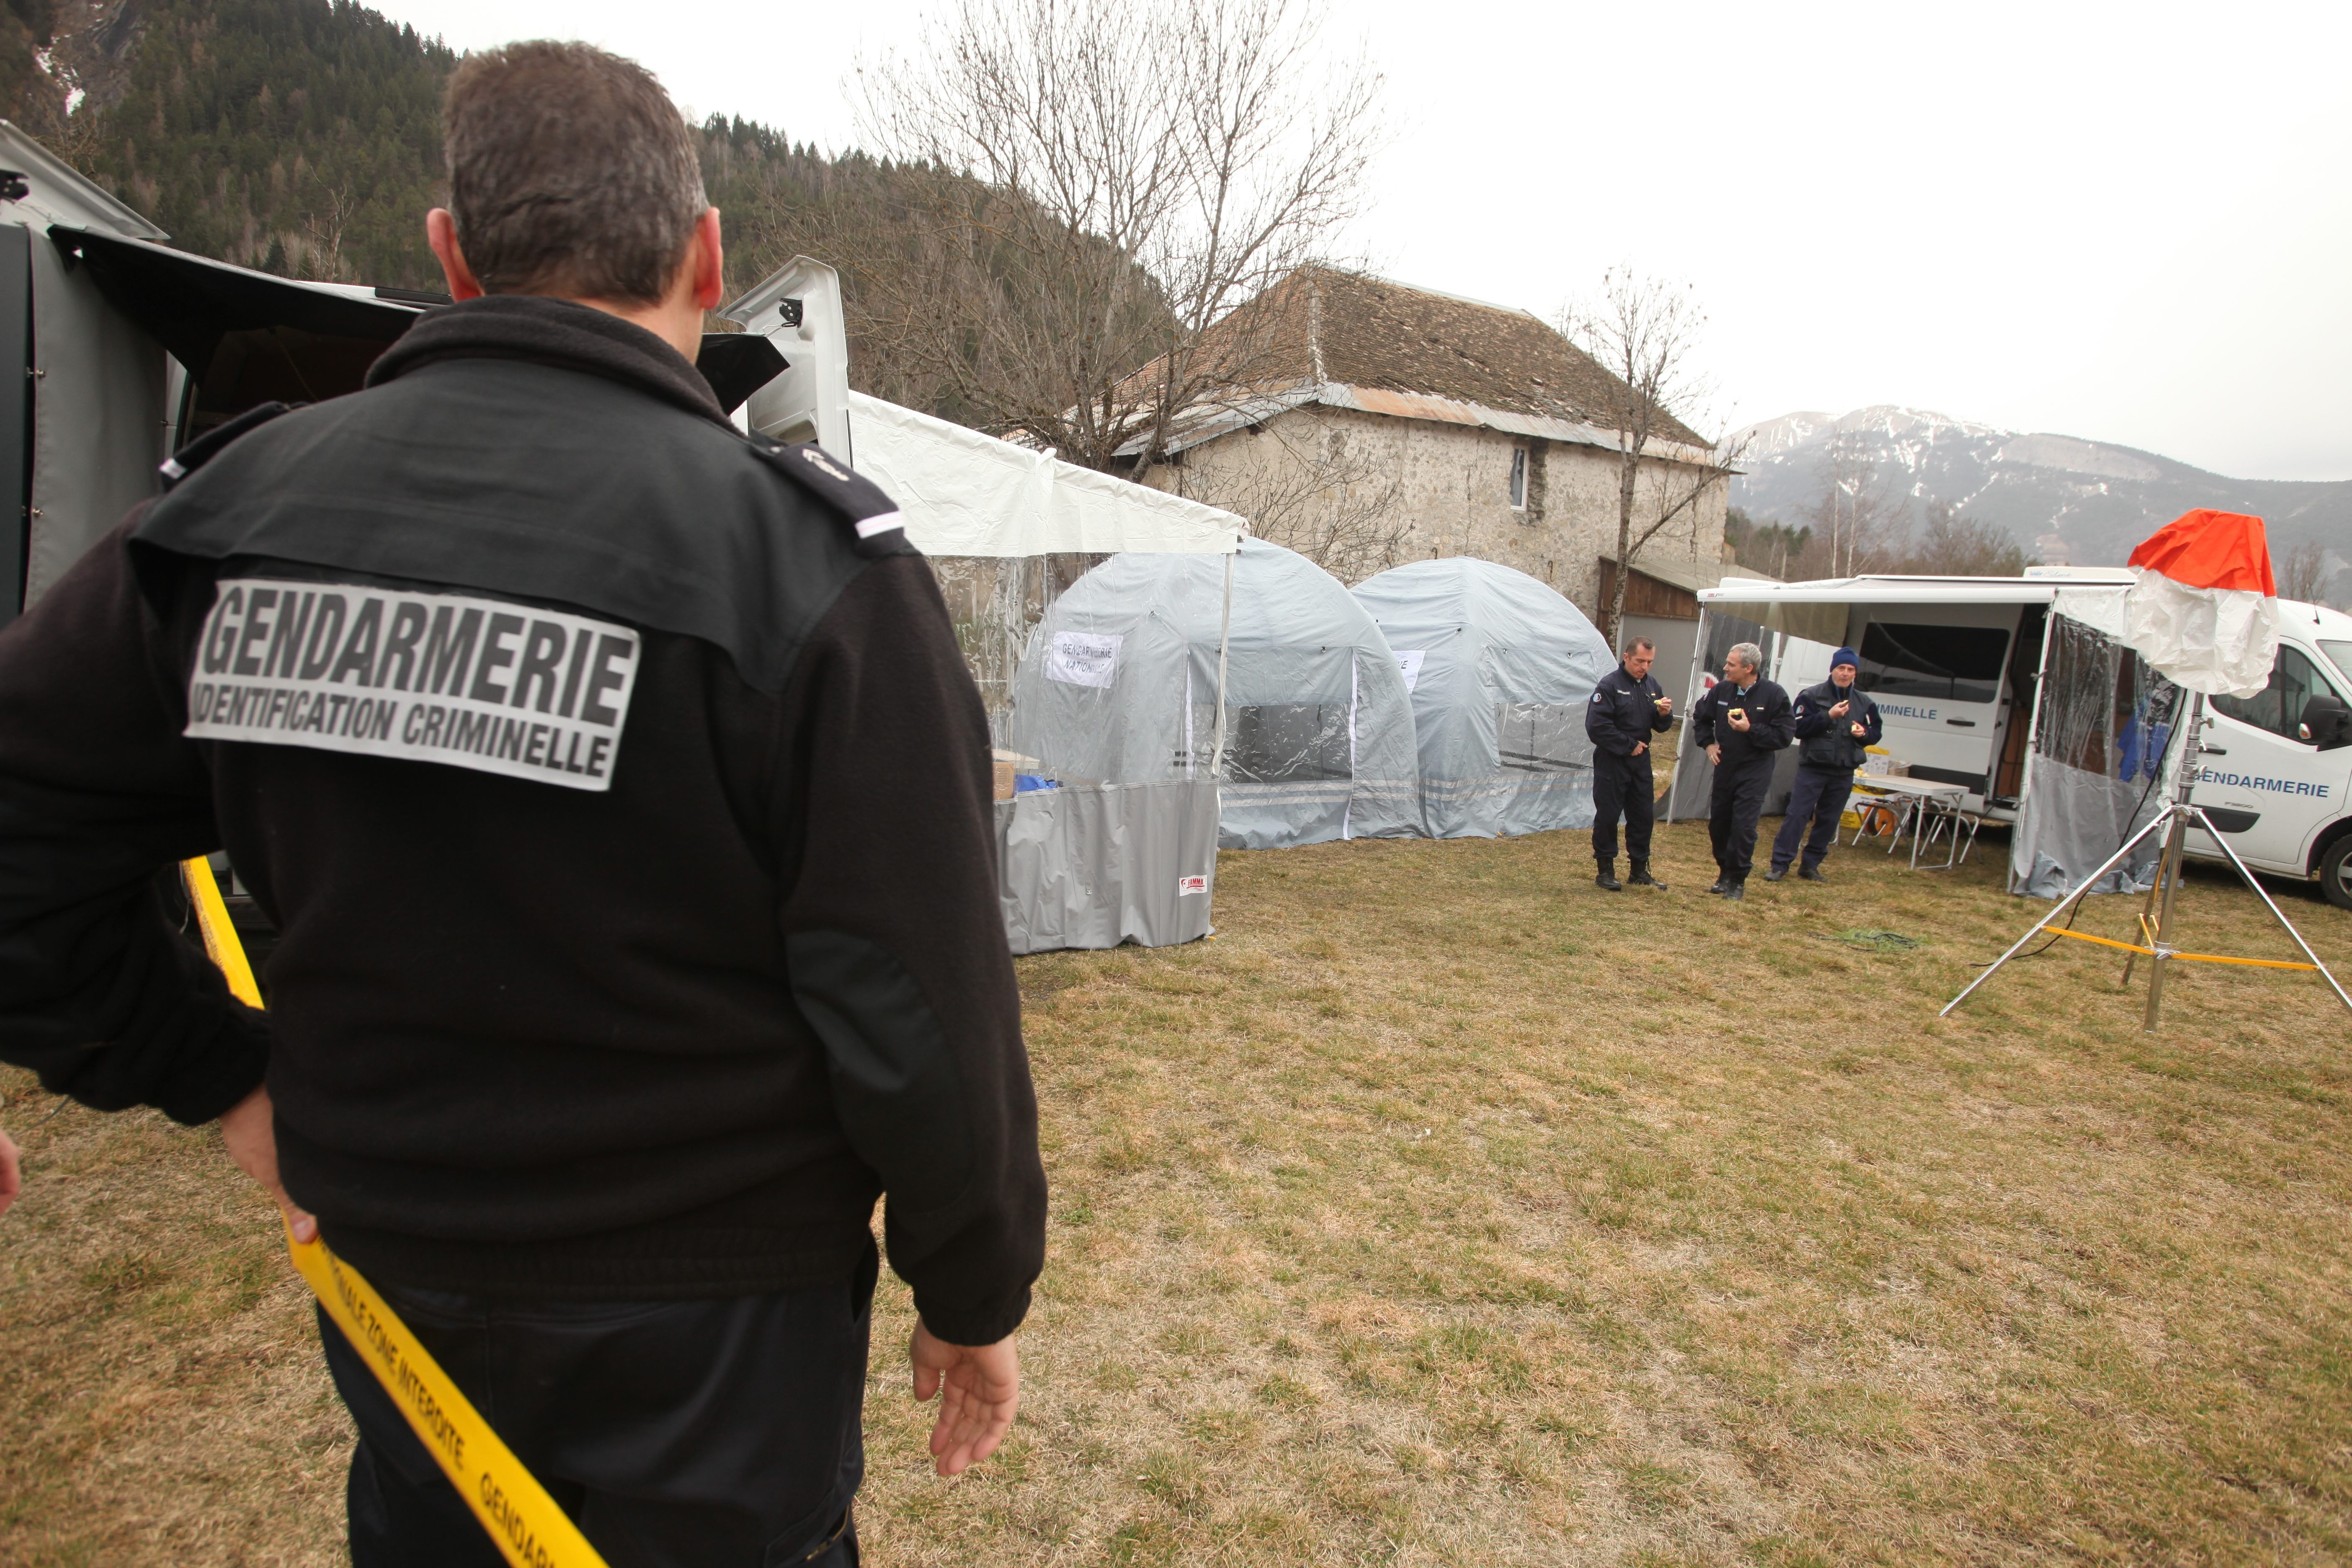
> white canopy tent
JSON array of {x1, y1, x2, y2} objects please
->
[{"x1": 838, "y1": 391, "x2": 1246, "y2": 952}]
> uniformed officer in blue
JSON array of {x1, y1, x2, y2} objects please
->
[
  {"x1": 1765, "y1": 646, "x2": 1882, "y2": 882},
  {"x1": 1583, "y1": 636, "x2": 1674, "y2": 891},
  {"x1": 0, "y1": 42, "x2": 1043, "y2": 1567},
  {"x1": 1690, "y1": 641, "x2": 1795, "y2": 900}
]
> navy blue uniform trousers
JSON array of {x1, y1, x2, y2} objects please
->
[
  {"x1": 1771, "y1": 767, "x2": 1854, "y2": 873},
  {"x1": 1708, "y1": 755, "x2": 1776, "y2": 882},
  {"x1": 322, "y1": 1249, "x2": 875, "y2": 1568},
  {"x1": 1591, "y1": 751, "x2": 1655, "y2": 864}
]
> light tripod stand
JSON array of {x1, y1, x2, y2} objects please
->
[{"x1": 1944, "y1": 691, "x2": 2352, "y2": 1031}]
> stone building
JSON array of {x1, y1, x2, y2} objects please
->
[{"x1": 1129, "y1": 270, "x2": 1732, "y2": 627}]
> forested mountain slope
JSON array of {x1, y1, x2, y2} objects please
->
[{"x1": 0, "y1": 0, "x2": 935, "y2": 307}]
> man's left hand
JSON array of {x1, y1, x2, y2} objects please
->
[
  {"x1": 1850, "y1": 721, "x2": 1867, "y2": 738},
  {"x1": 220, "y1": 1087, "x2": 317, "y2": 1243},
  {"x1": 1728, "y1": 707, "x2": 1751, "y2": 732},
  {"x1": 0, "y1": 1129, "x2": 19, "y2": 1218}
]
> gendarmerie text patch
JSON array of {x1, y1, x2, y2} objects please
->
[{"x1": 185, "y1": 579, "x2": 640, "y2": 791}]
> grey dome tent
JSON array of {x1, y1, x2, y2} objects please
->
[
  {"x1": 1010, "y1": 538, "x2": 1419, "y2": 850},
  {"x1": 1352, "y1": 557, "x2": 1616, "y2": 838}
]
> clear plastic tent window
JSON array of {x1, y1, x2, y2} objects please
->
[
  {"x1": 1013, "y1": 539, "x2": 1420, "y2": 850},
  {"x1": 1351, "y1": 557, "x2": 1616, "y2": 838},
  {"x1": 2009, "y1": 608, "x2": 2184, "y2": 898}
]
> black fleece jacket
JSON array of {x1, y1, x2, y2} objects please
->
[
  {"x1": 0, "y1": 298, "x2": 1046, "y2": 1343},
  {"x1": 1692, "y1": 676, "x2": 1795, "y2": 770}
]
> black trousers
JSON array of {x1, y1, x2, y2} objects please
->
[
  {"x1": 1772, "y1": 768, "x2": 1853, "y2": 872},
  {"x1": 1590, "y1": 752, "x2": 1655, "y2": 864},
  {"x1": 321, "y1": 1251, "x2": 875, "y2": 1568},
  {"x1": 1708, "y1": 755, "x2": 1775, "y2": 882}
]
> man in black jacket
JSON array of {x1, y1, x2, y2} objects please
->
[
  {"x1": 0, "y1": 43, "x2": 1044, "y2": 1567},
  {"x1": 1583, "y1": 637, "x2": 1674, "y2": 891},
  {"x1": 1766, "y1": 647, "x2": 1883, "y2": 883},
  {"x1": 1690, "y1": 641, "x2": 1794, "y2": 900}
]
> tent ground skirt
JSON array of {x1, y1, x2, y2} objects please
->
[{"x1": 998, "y1": 779, "x2": 1220, "y2": 954}]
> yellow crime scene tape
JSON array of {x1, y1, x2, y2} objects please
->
[
  {"x1": 2041, "y1": 921, "x2": 2320, "y2": 971},
  {"x1": 181, "y1": 857, "x2": 612, "y2": 1568}
]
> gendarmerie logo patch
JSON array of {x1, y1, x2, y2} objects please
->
[{"x1": 185, "y1": 579, "x2": 640, "y2": 792}]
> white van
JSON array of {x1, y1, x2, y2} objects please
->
[
  {"x1": 2182, "y1": 599, "x2": 2352, "y2": 905},
  {"x1": 1684, "y1": 571, "x2": 2352, "y2": 909}
]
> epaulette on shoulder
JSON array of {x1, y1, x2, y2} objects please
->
[
  {"x1": 744, "y1": 433, "x2": 914, "y2": 559},
  {"x1": 158, "y1": 401, "x2": 297, "y2": 492}
]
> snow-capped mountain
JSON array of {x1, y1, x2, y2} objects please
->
[{"x1": 1727, "y1": 405, "x2": 2352, "y2": 576}]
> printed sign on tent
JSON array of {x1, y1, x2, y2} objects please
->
[
  {"x1": 1393, "y1": 650, "x2": 1426, "y2": 693},
  {"x1": 1045, "y1": 630, "x2": 1123, "y2": 689}
]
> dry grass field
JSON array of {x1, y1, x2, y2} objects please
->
[{"x1": 5, "y1": 818, "x2": 2350, "y2": 1566}]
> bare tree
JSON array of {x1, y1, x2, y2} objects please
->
[
  {"x1": 1889, "y1": 500, "x2": 2029, "y2": 576},
  {"x1": 1172, "y1": 410, "x2": 1406, "y2": 581},
  {"x1": 846, "y1": 0, "x2": 1381, "y2": 476},
  {"x1": 1804, "y1": 425, "x2": 1903, "y2": 577},
  {"x1": 297, "y1": 182, "x2": 358, "y2": 283},
  {"x1": 1561, "y1": 269, "x2": 1740, "y2": 645},
  {"x1": 2280, "y1": 539, "x2": 2332, "y2": 605}
]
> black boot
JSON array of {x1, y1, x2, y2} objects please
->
[
  {"x1": 1627, "y1": 858, "x2": 1666, "y2": 891},
  {"x1": 1595, "y1": 860, "x2": 1622, "y2": 891},
  {"x1": 1721, "y1": 880, "x2": 1746, "y2": 901},
  {"x1": 1799, "y1": 864, "x2": 1828, "y2": 882},
  {"x1": 1707, "y1": 877, "x2": 1727, "y2": 895},
  {"x1": 1763, "y1": 865, "x2": 1787, "y2": 883}
]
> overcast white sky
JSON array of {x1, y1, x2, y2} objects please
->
[{"x1": 373, "y1": 0, "x2": 2352, "y2": 482}]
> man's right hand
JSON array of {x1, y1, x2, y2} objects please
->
[
  {"x1": 0, "y1": 1129, "x2": 19, "y2": 1218},
  {"x1": 1631, "y1": 741, "x2": 1647, "y2": 756},
  {"x1": 219, "y1": 1086, "x2": 317, "y2": 1243},
  {"x1": 1829, "y1": 699, "x2": 1851, "y2": 718},
  {"x1": 912, "y1": 1321, "x2": 1020, "y2": 1477},
  {"x1": 1706, "y1": 743, "x2": 1722, "y2": 766}
]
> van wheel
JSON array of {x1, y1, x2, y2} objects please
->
[{"x1": 2324, "y1": 835, "x2": 2352, "y2": 911}]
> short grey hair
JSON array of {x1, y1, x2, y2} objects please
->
[
  {"x1": 1728, "y1": 641, "x2": 1764, "y2": 673},
  {"x1": 1623, "y1": 636, "x2": 1656, "y2": 655},
  {"x1": 444, "y1": 42, "x2": 708, "y2": 304}
]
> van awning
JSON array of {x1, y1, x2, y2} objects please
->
[{"x1": 1700, "y1": 571, "x2": 2135, "y2": 643}]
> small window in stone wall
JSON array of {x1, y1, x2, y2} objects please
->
[{"x1": 1508, "y1": 446, "x2": 1529, "y2": 509}]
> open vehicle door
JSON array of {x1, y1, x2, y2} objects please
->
[{"x1": 722, "y1": 256, "x2": 851, "y2": 458}]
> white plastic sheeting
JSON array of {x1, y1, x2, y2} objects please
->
[
  {"x1": 2122, "y1": 567, "x2": 2280, "y2": 699},
  {"x1": 1010, "y1": 538, "x2": 1420, "y2": 850},
  {"x1": 845, "y1": 392, "x2": 1243, "y2": 557},
  {"x1": 1351, "y1": 557, "x2": 1614, "y2": 838}
]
